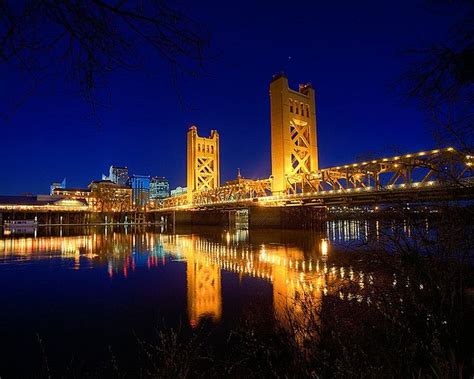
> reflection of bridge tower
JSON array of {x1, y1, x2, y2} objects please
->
[
  {"x1": 270, "y1": 74, "x2": 319, "y2": 194},
  {"x1": 186, "y1": 238, "x2": 222, "y2": 326},
  {"x1": 187, "y1": 126, "x2": 220, "y2": 203},
  {"x1": 271, "y1": 246, "x2": 325, "y2": 339}
]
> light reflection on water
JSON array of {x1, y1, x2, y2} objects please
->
[
  {"x1": 0, "y1": 222, "x2": 420, "y2": 329},
  {"x1": 0, "y1": 221, "x2": 441, "y2": 377},
  {"x1": 326, "y1": 218, "x2": 431, "y2": 242}
]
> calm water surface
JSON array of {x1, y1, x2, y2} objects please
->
[{"x1": 0, "y1": 221, "x2": 415, "y2": 375}]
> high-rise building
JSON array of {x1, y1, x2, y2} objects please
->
[
  {"x1": 109, "y1": 166, "x2": 129, "y2": 186},
  {"x1": 127, "y1": 175, "x2": 151, "y2": 207},
  {"x1": 150, "y1": 177, "x2": 170, "y2": 200},
  {"x1": 171, "y1": 186, "x2": 187, "y2": 197},
  {"x1": 50, "y1": 178, "x2": 66, "y2": 195}
]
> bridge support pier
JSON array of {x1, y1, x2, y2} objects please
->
[
  {"x1": 248, "y1": 206, "x2": 326, "y2": 230},
  {"x1": 158, "y1": 205, "x2": 327, "y2": 230}
]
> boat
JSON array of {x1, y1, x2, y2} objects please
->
[
  {"x1": 4, "y1": 220, "x2": 38, "y2": 227},
  {"x1": 4, "y1": 220, "x2": 38, "y2": 234}
]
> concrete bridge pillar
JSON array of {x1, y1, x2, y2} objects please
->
[
  {"x1": 249, "y1": 205, "x2": 327, "y2": 230},
  {"x1": 157, "y1": 205, "x2": 327, "y2": 230}
]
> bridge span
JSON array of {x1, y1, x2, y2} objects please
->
[
  {"x1": 151, "y1": 75, "x2": 473, "y2": 219},
  {"x1": 2, "y1": 75, "x2": 473, "y2": 229},
  {"x1": 152, "y1": 150, "x2": 473, "y2": 229},
  {"x1": 153, "y1": 145, "x2": 474, "y2": 222}
]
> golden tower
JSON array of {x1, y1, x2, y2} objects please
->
[
  {"x1": 186, "y1": 126, "x2": 220, "y2": 203},
  {"x1": 270, "y1": 74, "x2": 319, "y2": 194}
]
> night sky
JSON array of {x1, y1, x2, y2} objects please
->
[{"x1": 1, "y1": 1, "x2": 462, "y2": 195}]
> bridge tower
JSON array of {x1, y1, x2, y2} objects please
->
[
  {"x1": 187, "y1": 126, "x2": 220, "y2": 203},
  {"x1": 270, "y1": 74, "x2": 319, "y2": 194}
]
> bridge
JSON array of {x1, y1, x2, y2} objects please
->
[
  {"x1": 1, "y1": 74, "x2": 472, "y2": 228},
  {"x1": 159, "y1": 147, "x2": 473, "y2": 211},
  {"x1": 153, "y1": 74, "x2": 473, "y2": 219}
]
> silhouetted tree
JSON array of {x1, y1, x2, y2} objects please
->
[
  {"x1": 0, "y1": 0, "x2": 210, "y2": 117},
  {"x1": 90, "y1": 184, "x2": 131, "y2": 212},
  {"x1": 401, "y1": 0, "x2": 474, "y2": 153}
]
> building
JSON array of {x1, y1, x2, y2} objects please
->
[
  {"x1": 50, "y1": 178, "x2": 66, "y2": 195},
  {"x1": 52, "y1": 187, "x2": 92, "y2": 203},
  {"x1": 150, "y1": 177, "x2": 170, "y2": 200},
  {"x1": 127, "y1": 175, "x2": 151, "y2": 207},
  {"x1": 108, "y1": 166, "x2": 129, "y2": 186},
  {"x1": 0, "y1": 195, "x2": 89, "y2": 225},
  {"x1": 88, "y1": 180, "x2": 132, "y2": 212},
  {"x1": 171, "y1": 186, "x2": 187, "y2": 197}
]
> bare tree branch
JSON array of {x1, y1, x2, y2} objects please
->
[
  {"x1": 398, "y1": 1, "x2": 474, "y2": 154},
  {"x1": 0, "y1": 0, "x2": 211, "y2": 119}
]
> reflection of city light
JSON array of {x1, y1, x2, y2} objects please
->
[
  {"x1": 321, "y1": 239, "x2": 329, "y2": 257},
  {"x1": 0, "y1": 230, "x2": 383, "y2": 332}
]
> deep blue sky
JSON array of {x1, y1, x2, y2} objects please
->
[{"x1": 0, "y1": 1, "x2": 462, "y2": 195}]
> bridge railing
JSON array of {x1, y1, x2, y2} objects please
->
[
  {"x1": 156, "y1": 147, "x2": 473, "y2": 210},
  {"x1": 192, "y1": 178, "x2": 272, "y2": 206},
  {"x1": 286, "y1": 147, "x2": 473, "y2": 194},
  {"x1": 161, "y1": 193, "x2": 188, "y2": 209}
]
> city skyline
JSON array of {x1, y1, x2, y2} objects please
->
[
  {"x1": 2, "y1": 1, "x2": 462, "y2": 195},
  {"x1": 51, "y1": 166, "x2": 169, "y2": 197}
]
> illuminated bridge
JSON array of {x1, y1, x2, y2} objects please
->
[
  {"x1": 160, "y1": 146, "x2": 473, "y2": 210},
  {"x1": 153, "y1": 75, "x2": 474, "y2": 221},
  {"x1": 1, "y1": 75, "x2": 473, "y2": 228}
]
